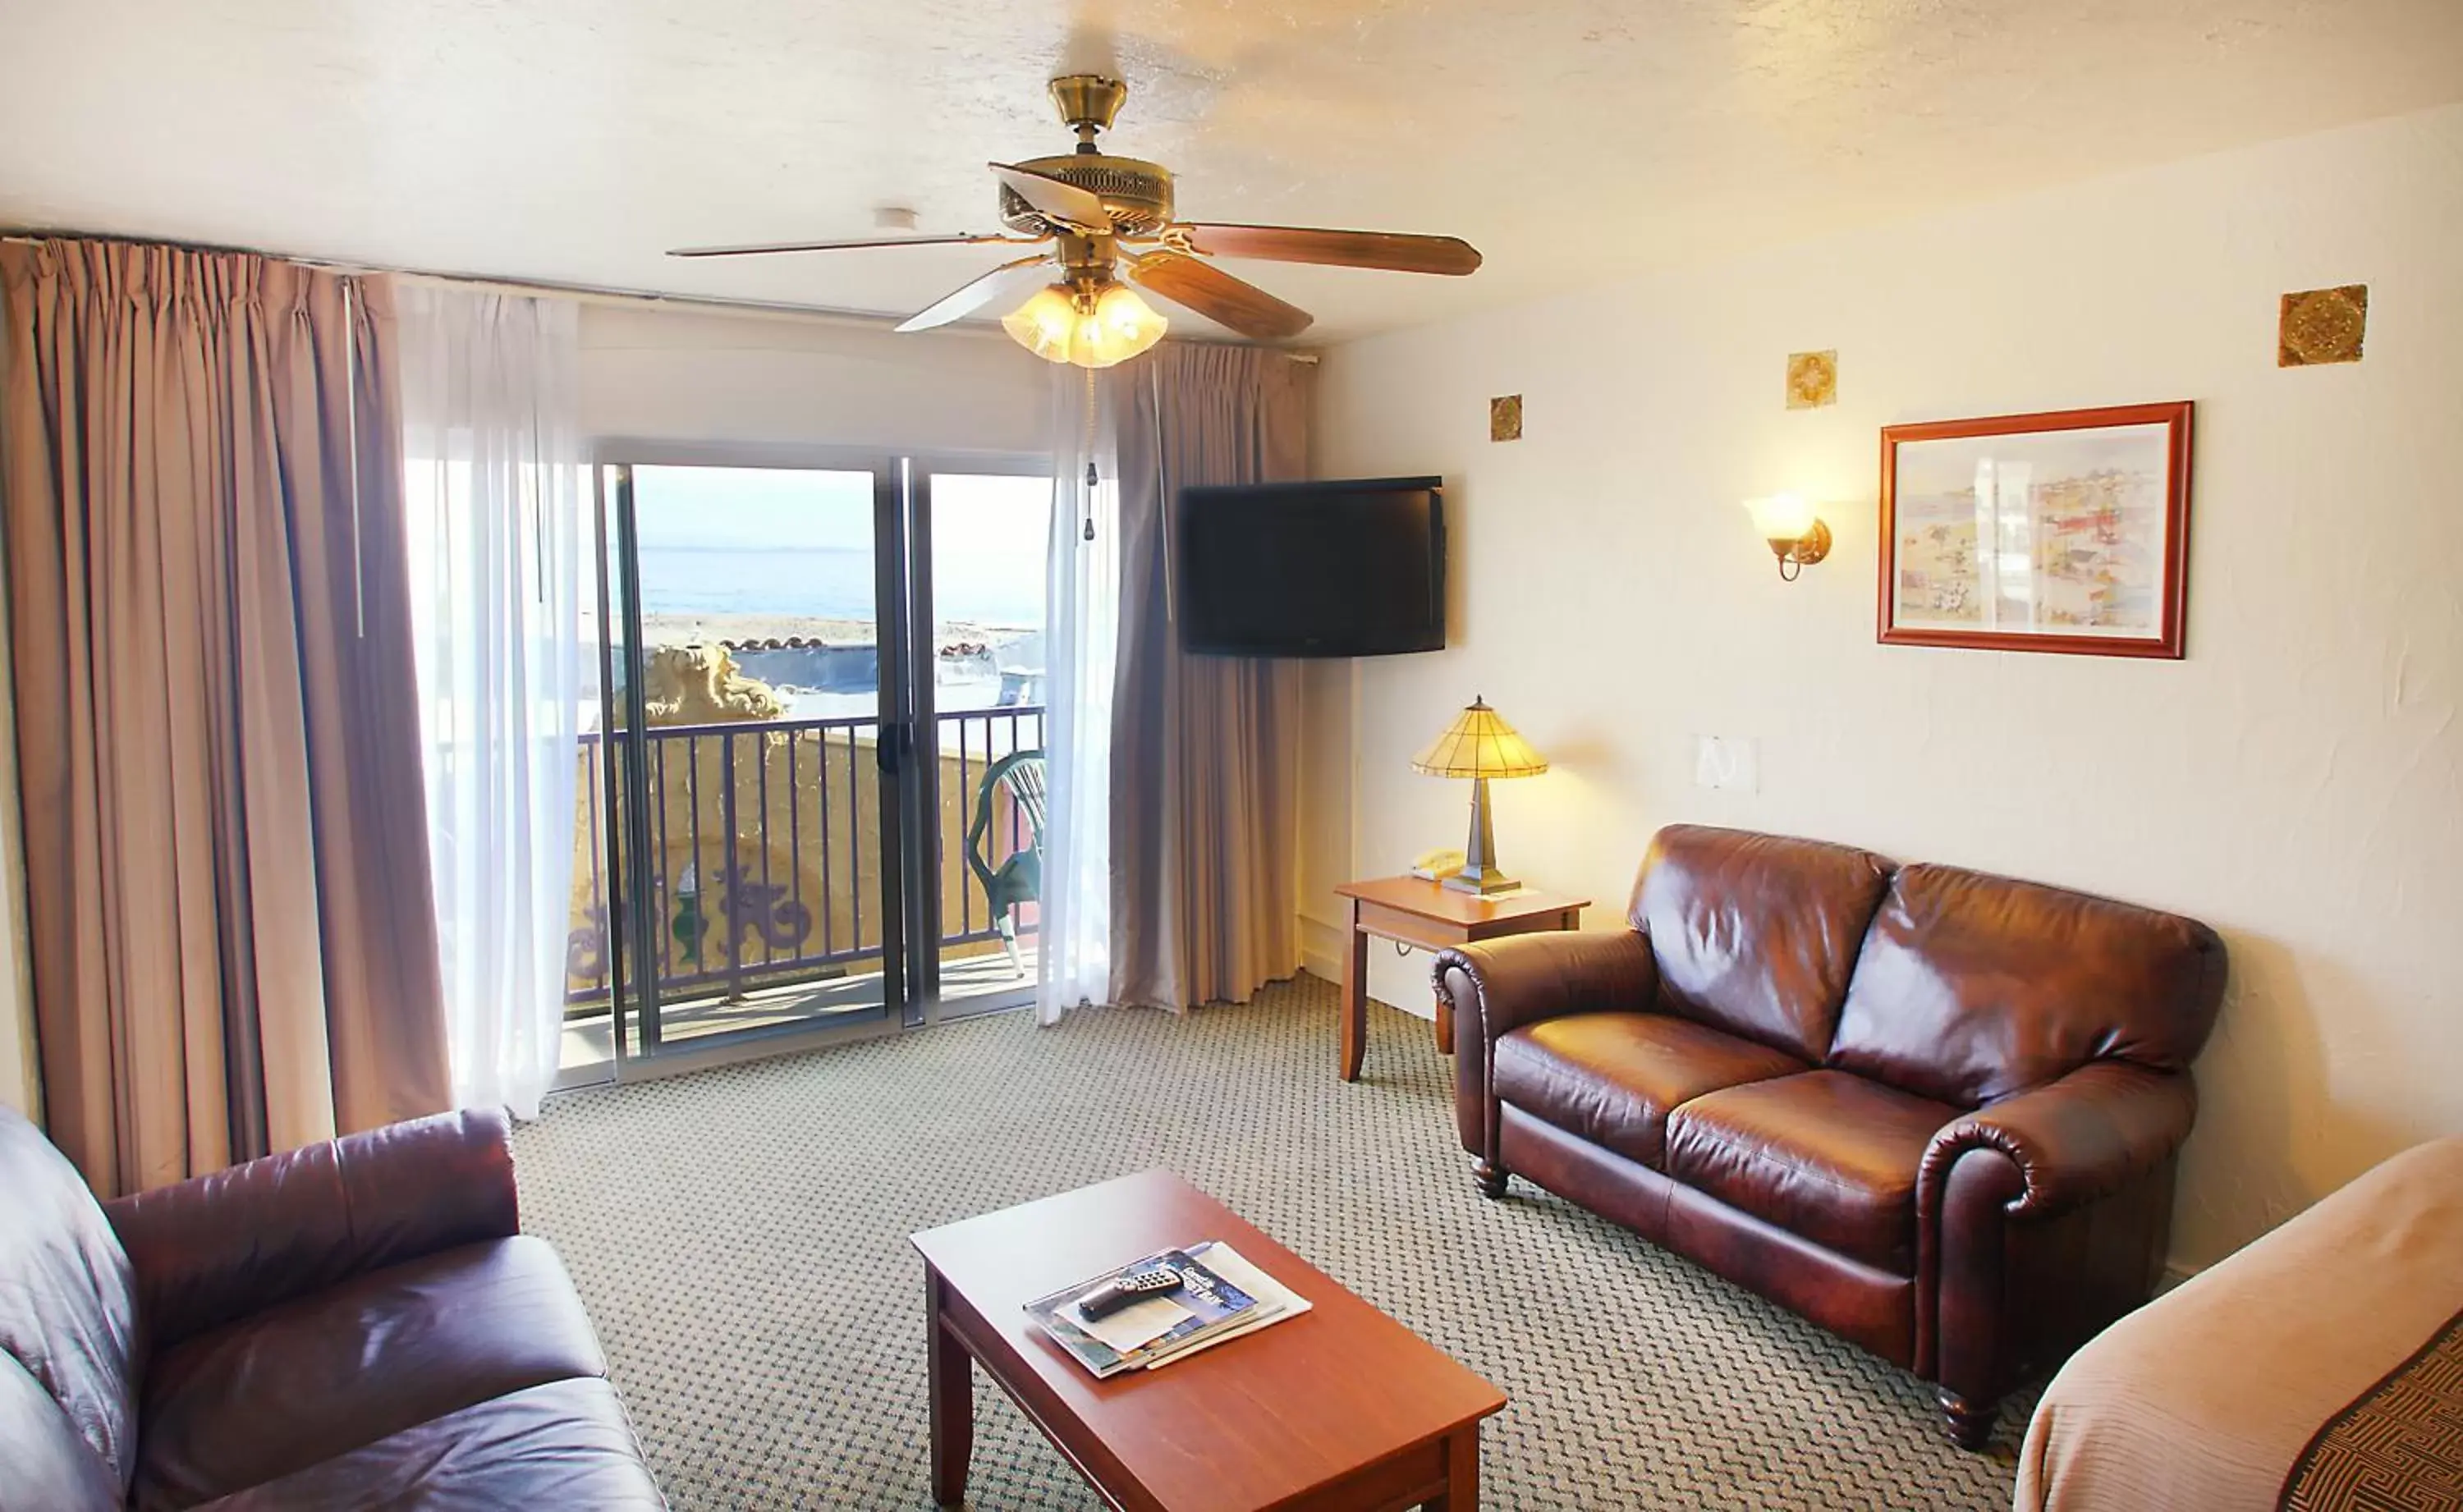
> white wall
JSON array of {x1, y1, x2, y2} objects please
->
[
  {"x1": 1305, "y1": 104, "x2": 2463, "y2": 1271},
  {"x1": 578, "y1": 303, "x2": 1048, "y2": 456}
]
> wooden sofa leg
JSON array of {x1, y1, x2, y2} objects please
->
[
  {"x1": 1473, "y1": 1159, "x2": 1510, "y2": 1200},
  {"x1": 1938, "y1": 1390, "x2": 1998, "y2": 1450}
]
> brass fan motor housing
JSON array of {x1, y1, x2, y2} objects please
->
[
  {"x1": 999, "y1": 153, "x2": 1176, "y2": 238},
  {"x1": 1049, "y1": 75, "x2": 1130, "y2": 136}
]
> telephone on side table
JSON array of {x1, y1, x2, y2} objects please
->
[{"x1": 1409, "y1": 848, "x2": 1466, "y2": 882}]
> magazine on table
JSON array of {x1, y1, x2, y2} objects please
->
[
  {"x1": 1138, "y1": 1240, "x2": 1312, "y2": 1367},
  {"x1": 1024, "y1": 1240, "x2": 1310, "y2": 1378}
]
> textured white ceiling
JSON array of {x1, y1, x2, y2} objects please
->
[{"x1": 3, "y1": 0, "x2": 2461, "y2": 344}]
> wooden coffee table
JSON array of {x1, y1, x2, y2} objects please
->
[{"x1": 910, "y1": 1169, "x2": 1505, "y2": 1511}]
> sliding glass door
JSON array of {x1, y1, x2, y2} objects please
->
[
  {"x1": 557, "y1": 448, "x2": 1051, "y2": 1084},
  {"x1": 912, "y1": 464, "x2": 1054, "y2": 1015}
]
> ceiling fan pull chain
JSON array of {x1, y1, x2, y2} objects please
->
[{"x1": 1080, "y1": 365, "x2": 1099, "y2": 541}]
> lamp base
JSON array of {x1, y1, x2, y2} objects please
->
[
  {"x1": 1442, "y1": 775, "x2": 1520, "y2": 895},
  {"x1": 1442, "y1": 866, "x2": 1521, "y2": 896}
]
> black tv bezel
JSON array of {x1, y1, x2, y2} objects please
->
[{"x1": 1172, "y1": 475, "x2": 1447, "y2": 659}]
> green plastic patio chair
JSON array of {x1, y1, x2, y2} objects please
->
[{"x1": 964, "y1": 749, "x2": 1047, "y2": 976}]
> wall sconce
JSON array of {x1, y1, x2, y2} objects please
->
[{"x1": 1741, "y1": 493, "x2": 1832, "y2": 581}]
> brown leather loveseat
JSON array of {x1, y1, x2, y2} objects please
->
[
  {"x1": 1, "y1": 1104, "x2": 663, "y2": 1510},
  {"x1": 1434, "y1": 825, "x2": 2226, "y2": 1448}
]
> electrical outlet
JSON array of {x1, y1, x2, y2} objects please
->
[{"x1": 1694, "y1": 735, "x2": 1760, "y2": 793}]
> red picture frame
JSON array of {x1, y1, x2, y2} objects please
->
[{"x1": 1878, "y1": 401, "x2": 2195, "y2": 658}]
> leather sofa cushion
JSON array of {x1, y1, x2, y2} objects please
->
[
  {"x1": 0, "y1": 1354, "x2": 123, "y2": 1512},
  {"x1": 1494, "y1": 1012, "x2": 1804, "y2": 1170},
  {"x1": 104, "y1": 1109, "x2": 522, "y2": 1357},
  {"x1": 1829, "y1": 863, "x2": 2228, "y2": 1107},
  {"x1": 1664, "y1": 1070, "x2": 1956, "y2": 1273},
  {"x1": 133, "y1": 1237, "x2": 608, "y2": 1511},
  {"x1": 0, "y1": 1107, "x2": 140, "y2": 1494},
  {"x1": 187, "y1": 1378, "x2": 664, "y2": 1511},
  {"x1": 1631, "y1": 825, "x2": 1896, "y2": 1063}
]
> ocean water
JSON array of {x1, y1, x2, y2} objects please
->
[
  {"x1": 635, "y1": 546, "x2": 1043, "y2": 627},
  {"x1": 636, "y1": 547, "x2": 877, "y2": 619}
]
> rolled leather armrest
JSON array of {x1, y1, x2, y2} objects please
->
[
  {"x1": 104, "y1": 1107, "x2": 520, "y2": 1351},
  {"x1": 1919, "y1": 1061, "x2": 2196, "y2": 1222},
  {"x1": 1434, "y1": 930, "x2": 1659, "y2": 1051}
]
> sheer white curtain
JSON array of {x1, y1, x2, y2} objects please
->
[
  {"x1": 1037, "y1": 369, "x2": 1121, "y2": 1024},
  {"x1": 397, "y1": 285, "x2": 584, "y2": 1116}
]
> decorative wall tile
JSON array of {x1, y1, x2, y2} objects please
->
[
  {"x1": 2279, "y1": 286, "x2": 2368, "y2": 366},
  {"x1": 1786, "y1": 350, "x2": 1838, "y2": 409},
  {"x1": 1490, "y1": 394, "x2": 1523, "y2": 442}
]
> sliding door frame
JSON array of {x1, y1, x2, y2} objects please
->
[
  {"x1": 904, "y1": 451, "x2": 1053, "y2": 1026},
  {"x1": 566, "y1": 439, "x2": 1052, "y2": 1084},
  {"x1": 585, "y1": 440, "x2": 913, "y2": 1083}
]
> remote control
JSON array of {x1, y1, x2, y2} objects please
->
[{"x1": 1076, "y1": 1263, "x2": 1183, "y2": 1320}]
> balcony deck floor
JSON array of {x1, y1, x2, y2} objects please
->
[{"x1": 558, "y1": 942, "x2": 1036, "y2": 1073}]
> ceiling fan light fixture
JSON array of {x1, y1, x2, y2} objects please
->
[
  {"x1": 1088, "y1": 282, "x2": 1167, "y2": 363},
  {"x1": 1002, "y1": 280, "x2": 1167, "y2": 369}
]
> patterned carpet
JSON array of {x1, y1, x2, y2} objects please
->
[{"x1": 513, "y1": 974, "x2": 2032, "y2": 1510}]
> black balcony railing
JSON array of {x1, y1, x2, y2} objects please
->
[{"x1": 564, "y1": 706, "x2": 1044, "y2": 1010}]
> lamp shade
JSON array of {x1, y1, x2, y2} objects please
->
[
  {"x1": 1410, "y1": 697, "x2": 1549, "y2": 779},
  {"x1": 1743, "y1": 492, "x2": 1819, "y2": 541},
  {"x1": 1002, "y1": 280, "x2": 1167, "y2": 369}
]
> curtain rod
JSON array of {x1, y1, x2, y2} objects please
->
[
  {"x1": 0, "y1": 227, "x2": 1323, "y2": 359},
  {"x1": 0, "y1": 227, "x2": 961, "y2": 333}
]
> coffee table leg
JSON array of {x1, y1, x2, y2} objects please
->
[
  {"x1": 1421, "y1": 1423, "x2": 1479, "y2": 1510},
  {"x1": 926, "y1": 1267, "x2": 973, "y2": 1507},
  {"x1": 1339, "y1": 899, "x2": 1369, "y2": 1081}
]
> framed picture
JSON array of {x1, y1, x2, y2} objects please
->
[{"x1": 1878, "y1": 401, "x2": 2194, "y2": 658}]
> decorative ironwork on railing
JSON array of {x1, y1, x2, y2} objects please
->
[{"x1": 564, "y1": 706, "x2": 1044, "y2": 1008}]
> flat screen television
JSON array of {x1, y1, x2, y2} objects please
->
[{"x1": 1174, "y1": 477, "x2": 1445, "y2": 657}]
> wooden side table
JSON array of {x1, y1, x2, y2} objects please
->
[{"x1": 1331, "y1": 877, "x2": 1589, "y2": 1081}]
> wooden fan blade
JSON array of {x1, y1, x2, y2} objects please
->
[
  {"x1": 893, "y1": 255, "x2": 1057, "y2": 333},
  {"x1": 1124, "y1": 251, "x2": 1314, "y2": 341},
  {"x1": 668, "y1": 233, "x2": 1014, "y2": 259},
  {"x1": 989, "y1": 163, "x2": 1112, "y2": 234},
  {"x1": 1172, "y1": 224, "x2": 1481, "y2": 275}
]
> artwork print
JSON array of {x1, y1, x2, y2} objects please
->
[{"x1": 1878, "y1": 403, "x2": 2193, "y2": 658}]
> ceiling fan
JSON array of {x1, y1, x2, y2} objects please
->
[{"x1": 669, "y1": 75, "x2": 1482, "y2": 368}]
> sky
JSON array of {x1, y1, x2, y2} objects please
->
[
  {"x1": 626, "y1": 464, "x2": 1053, "y2": 626},
  {"x1": 631, "y1": 465, "x2": 1052, "y2": 559}
]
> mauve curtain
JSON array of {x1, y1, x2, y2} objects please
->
[
  {"x1": 0, "y1": 238, "x2": 452, "y2": 1195},
  {"x1": 1109, "y1": 341, "x2": 1313, "y2": 1010}
]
